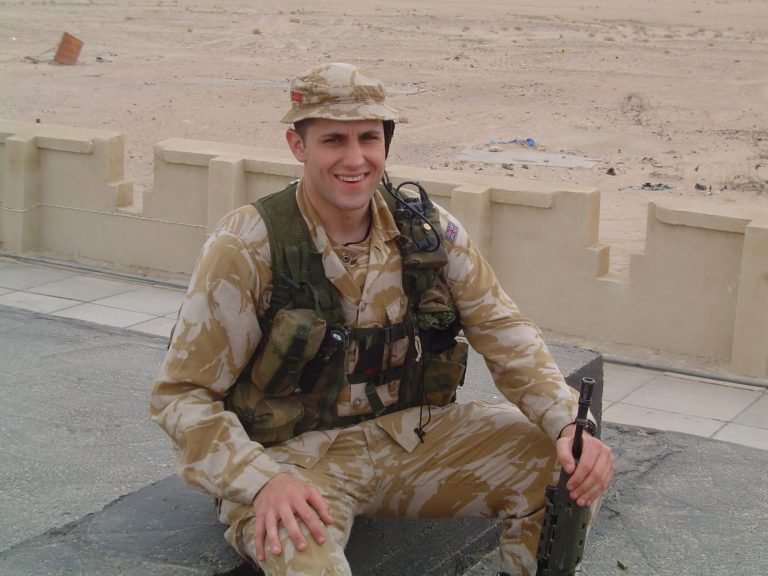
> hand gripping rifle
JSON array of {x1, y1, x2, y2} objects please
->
[{"x1": 535, "y1": 377, "x2": 596, "y2": 576}]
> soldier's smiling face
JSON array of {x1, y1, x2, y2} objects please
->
[{"x1": 286, "y1": 118, "x2": 386, "y2": 221}]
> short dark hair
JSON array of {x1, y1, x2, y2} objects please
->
[{"x1": 292, "y1": 119, "x2": 315, "y2": 142}]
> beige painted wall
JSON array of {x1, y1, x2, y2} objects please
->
[{"x1": 1, "y1": 120, "x2": 766, "y2": 378}]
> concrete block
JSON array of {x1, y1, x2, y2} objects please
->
[
  {"x1": 2, "y1": 135, "x2": 41, "y2": 251},
  {"x1": 208, "y1": 156, "x2": 247, "y2": 230},
  {"x1": 450, "y1": 184, "x2": 492, "y2": 257},
  {"x1": 731, "y1": 216, "x2": 768, "y2": 377}
]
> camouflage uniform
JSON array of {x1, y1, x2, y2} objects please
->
[{"x1": 150, "y1": 63, "x2": 581, "y2": 576}]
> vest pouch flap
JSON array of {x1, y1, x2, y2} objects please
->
[
  {"x1": 249, "y1": 396, "x2": 304, "y2": 445},
  {"x1": 225, "y1": 384, "x2": 304, "y2": 444},
  {"x1": 422, "y1": 339, "x2": 469, "y2": 406},
  {"x1": 252, "y1": 308, "x2": 327, "y2": 396},
  {"x1": 417, "y1": 283, "x2": 456, "y2": 330}
]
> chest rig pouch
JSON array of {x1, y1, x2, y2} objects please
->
[
  {"x1": 225, "y1": 180, "x2": 468, "y2": 445},
  {"x1": 388, "y1": 179, "x2": 468, "y2": 412}
]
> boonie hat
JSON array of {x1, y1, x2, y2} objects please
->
[{"x1": 280, "y1": 62, "x2": 399, "y2": 124}]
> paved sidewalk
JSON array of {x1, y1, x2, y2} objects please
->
[{"x1": 1, "y1": 256, "x2": 767, "y2": 451}]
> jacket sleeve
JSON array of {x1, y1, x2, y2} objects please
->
[
  {"x1": 149, "y1": 206, "x2": 284, "y2": 505},
  {"x1": 438, "y1": 209, "x2": 578, "y2": 442}
]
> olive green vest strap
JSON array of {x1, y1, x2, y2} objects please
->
[
  {"x1": 317, "y1": 347, "x2": 348, "y2": 428},
  {"x1": 381, "y1": 185, "x2": 398, "y2": 213},
  {"x1": 380, "y1": 185, "x2": 442, "y2": 408},
  {"x1": 309, "y1": 252, "x2": 334, "y2": 312},
  {"x1": 263, "y1": 323, "x2": 311, "y2": 396},
  {"x1": 365, "y1": 380, "x2": 386, "y2": 416},
  {"x1": 253, "y1": 182, "x2": 342, "y2": 329},
  {"x1": 284, "y1": 244, "x2": 303, "y2": 282}
]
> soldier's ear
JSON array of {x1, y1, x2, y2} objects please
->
[
  {"x1": 286, "y1": 129, "x2": 306, "y2": 163},
  {"x1": 383, "y1": 120, "x2": 395, "y2": 158}
]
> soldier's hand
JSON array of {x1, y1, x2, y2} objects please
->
[
  {"x1": 556, "y1": 425, "x2": 614, "y2": 507},
  {"x1": 252, "y1": 472, "x2": 335, "y2": 562}
]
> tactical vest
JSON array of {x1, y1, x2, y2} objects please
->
[{"x1": 225, "y1": 181, "x2": 468, "y2": 445}]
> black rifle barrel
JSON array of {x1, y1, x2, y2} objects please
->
[
  {"x1": 535, "y1": 377, "x2": 596, "y2": 576},
  {"x1": 571, "y1": 377, "x2": 594, "y2": 460}
]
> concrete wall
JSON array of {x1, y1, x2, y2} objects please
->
[{"x1": 1, "y1": 120, "x2": 767, "y2": 378}]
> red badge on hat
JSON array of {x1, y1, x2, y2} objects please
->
[{"x1": 291, "y1": 91, "x2": 303, "y2": 103}]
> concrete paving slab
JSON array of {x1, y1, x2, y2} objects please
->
[
  {"x1": 713, "y1": 422, "x2": 768, "y2": 450},
  {"x1": 733, "y1": 393, "x2": 768, "y2": 429},
  {"x1": 621, "y1": 374, "x2": 762, "y2": 421},
  {"x1": 0, "y1": 263, "x2": 75, "y2": 290},
  {"x1": 51, "y1": 302, "x2": 156, "y2": 328},
  {"x1": 0, "y1": 291, "x2": 80, "y2": 314},
  {"x1": 129, "y1": 315, "x2": 177, "y2": 338},
  {"x1": 602, "y1": 363, "x2": 655, "y2": 402},
  {"x1": 28, "y1": 275, "x2": 141, "y2": 301},
  {"x1": 602, "y1": 403, "x2": 724, "y2": 438},
  {"x1": 91, "y1": 285, "x2": 185, "y2": 316}
]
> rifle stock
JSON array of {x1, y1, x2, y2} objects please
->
[{"x1": 535, "y1": 377, "x2": 595, "y2": 576}]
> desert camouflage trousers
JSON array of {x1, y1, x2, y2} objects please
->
[{"x1": 219, "y1": 400, "x2": 561, "y2": 576}]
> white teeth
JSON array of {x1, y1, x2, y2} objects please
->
[{"x1": 338, "y1": 174, "x2": 365, "y2": 182}]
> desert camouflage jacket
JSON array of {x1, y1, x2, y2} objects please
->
[{"x1": 150, "y1": 180, "x2": 578, "y2": 506}]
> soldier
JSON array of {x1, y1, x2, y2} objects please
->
[{"x1": 150, "y1": 62, "x2": 614, "y2": 576}]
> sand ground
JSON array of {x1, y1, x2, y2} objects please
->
[{"x1": 2, "y1": 0, "x2": 768, "y2": 276}]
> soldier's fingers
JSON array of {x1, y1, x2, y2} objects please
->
[
  {"x1": 573, "y1": 473, "x2": 603, "y2": 507},
  {"x1": 567, "y1": 437, "x2": 609, "y2": 490},
  {"x1": 570, "y1": 444, "x2": 614, "y2": 506},
  {"x1": 294, "y1": 499, "x2": 328, "y2": 546},
  {"x1": 265, "y1": 509, "x2": 284, "y2": 557},
  {"x1": 575, "y1": 474, "x2": 608, "y2": 507},
  {"x1": 570, "y1": 472, "x2": 601, "y2": 507},
  {"x1": 555, "y1": 437, "x2": 577, "y2": 474},
  {"x1": 253, "y1": 514, "x2": 267, "y2": 561},
  {"x1": 566, "y1": 436, "x2": 602, "y2": 490},
  {"x1": 279, "y1": 505, "x2": 308, "y2": 552},
  {"x1": 565, "y1": 443, "x2": 596, "y2": 490},
  {"x1": 306, "y1": 487, "x2": 335, "y2": 526}
]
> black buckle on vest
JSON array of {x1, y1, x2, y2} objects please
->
[
  {"x1": 314, "y1": 328, "x2": 348, "y2": 363},
  {"x1": 350, "y1": 323, "x2": 407, "y2": 346}
]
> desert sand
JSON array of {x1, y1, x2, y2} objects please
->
[{"x1": 2, "y1": 0, "x2": 767, "y2": 277}]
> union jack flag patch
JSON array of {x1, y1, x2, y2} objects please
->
[{"x1": 445, "y1": 222, "x2": 458, "y2": 243}]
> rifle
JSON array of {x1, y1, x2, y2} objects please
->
[{"x1": 535, "y1": 377, "x2": 596, "y2": 576}]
